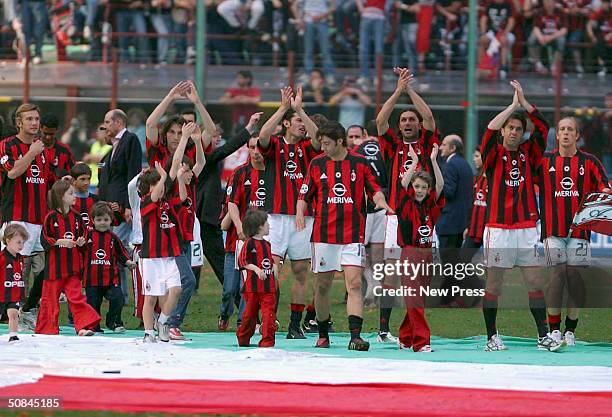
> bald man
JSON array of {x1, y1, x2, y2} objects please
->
[{"x1": 437, "y1": 134, "x2": 474, "y2": 306}]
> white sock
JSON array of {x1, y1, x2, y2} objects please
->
[
  {"x1": 145, "y1": 330, "x2": 154, "y2": 336},
  {"x1": 9, "y1": 332, "x2": 17, "y2": 337},
  {"x1": 158, "y1": 313, "x2": 168, "y2": 325}
]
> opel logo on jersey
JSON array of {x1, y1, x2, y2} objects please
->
[
  {"x1": 255, "y1": 187, "x2": 266, "y2": 200},
  {"x1": 13, "y1": 273, "x2": 22, "y2": 281},
  {"x1": 364, "y1": 143, "x2": 378, "y2": 156},
  {"x1": 560, "y1": 177, "x2": 574, "y2": 190},
  {"x1": 332, "y1": 183, "x2": 347, "y2": 197},
  {"x1": 403, "y1": 157, "x2": 414, "y2": 171},
  {"x1": 509, "y1": 167, "x2": 520, "y2": 180},
  {"x1": 160, "y1": 211, "x2": 169, "y2": 223},
  {"x1": 64, "y1": 232, "x2": 74, "y2": 240},
  {"x1": 30, "y1": 164, "x2": 41, "y2": 177},
  {"x1": 261, "y1": 258, "x2": 272, "y2": 270},
  {"x1": 285, "y1": 160, "x2": 297, "y2": 173},
  {"x1": 95, "y1": 249, "x2": 107, "y2": 260},
  {"x1": 418, "y1": 225, "x2": 431, "y2": 237}
]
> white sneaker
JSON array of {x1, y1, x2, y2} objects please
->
[
  {"x1": 550, "y1": 329, "x2": 563, "y2": 344},
  {"x1": 157, "y1": 322, "x2": 170, "y2": 342},
  {"x1": 255, "y1": 323, "x2": 261, "y2": 335},
  {"x1": 376, "y1": 331, "x2": 398, "y2": 344},
  {"x1": 563, "y1": 331, "x2": 576, "y2": 346},
  {"x1": 32, "y1": 56, "x2": 41, "y2": 65},
  {"x1": 484, "y1": 333, "x2": 507, "y2": 351},
  {"x1": 597, "y1": 67, "x2": 607, "y2": 78},
  {"x1": 538, "y1": 333, "x2": 566, "y2": 352},
  {"x1": 113, "y1": 326, "x2": 126, "y2": 334},
  {"x1": 78, "y1": 329, "x2": 94, "y2": 336},
  {"x1": 143, "y1": 333, "x2": 157, "y2": 343},
  {"x1": 83, "y1": 26, "x2": 92, "y2": 41},
  {"x1": 417, "y1": 345, "x2": 433, "y2": 353}
]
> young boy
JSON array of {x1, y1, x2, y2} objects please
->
[
  {"x1": 138, "y1": 162, "x2": 186, "y2": 343},
  {"x1": 396, "y1": 144, "x2": 444, "y2": 353},
  {"x1": 1, "y1": 224, "x2": 29, "y2": 342},
  {"x1": 236, "y1": 209, "x2": 278, "y2": 348},
  {"x1": 71, "y1": 163, "x2": 123, "y2": 229},
  {"x1": 83, "y1": 202, "x2": 136, "y2": 333}
]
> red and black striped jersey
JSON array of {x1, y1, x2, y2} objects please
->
[
  {"x1": 480, "y1": 108, "x2": 549, "y2": 229},
  {"x1": 140, "y1": 195, "x2": 186, "y2": 258},
  {"x1": 41, "y1": 209, "x2": 86, "y2": 281},
  {"x1": 539, "y1": 149, "x2": 608, "y2": 240},
  {"x1": 397, "y1": 188, "x2": 445, "y2": 248},
  {"x1": 74, "y1": 193, "x2": 98, "y2": 229},
  {"x1": 44, "y1": 141, "x2": 75, "y2": 181},
  {"x1": 299, "y1": 152, "x2": 382, "y2": 244},
  {"x1": 227, "y1": 162, "x2": 268, "y2": 213},
  {"x1": 82, "y1": 229, "x2": 130, "y2": 287},
  {"x1": 238, "y1": 237, "x2": 276, "y2": 293},
  {"x1": 378, "y1": 127, "x2": 440, "y2": 211},
  {"x1": 0, "y1": 136, "x2": 52, "y2": 224},
  {"x1": 0, "y1": 249, "x2": 24, "y2": 303},
  {"x1": 146, "y1": 136, "x2": 196, "y2": 168},
  {"x1": 353, "y1": 139, "x2": 389, "y2": 213},
  {"x1": 468, "y1": 175, "x2": 488, "y2": 242},
  {"x1": 168, "y1": 179, "x2": 197, "y2": 242},
  {"x1": 259, "y1": 136, "x2": 321, "y2": 215}
]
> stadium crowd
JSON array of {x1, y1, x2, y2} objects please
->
[
  {"x1": 0, "y1": 70, "x2": 609, "y2": 353},
  {"x1": 0, "y1": 0, "x2": 610, "y2": 81}
]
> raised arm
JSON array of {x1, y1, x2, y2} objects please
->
[
  {"x1": 191, "y1": 124, "x2": 206, "y2": 177},
  {"x1": 292, "y1": 86, "x2": 320, "y2": 150},
  {"x1": 401, "y1": 145, "x2": 419, "y2": 188},
  {"x1": 511, "y1": 79, "x2": 534, "y2": 114},
  {"x1": 177, "y1": 164, "x2": 189, "y2": 202},
  {"x1": 258, "y1": 86, "x2": 293, "y2": 148},
  {"x1": 405, "y1": 75, "x2": 436, "y2": 132},
  {"x1": 170, "y1": 122, "x2": 196, "y2": 180},
  {"x1": 186, "y1": 80, "x2": 216, "y2": 144},
  {"x1": 146, "y1": 81, "x2": 190, "y2": 145},
  {"x1": 377, "y1": 68, "x2": 412, "y2": 135},
  {"x1": 488, "y1": 88, "x2": 520, "y2": 130},
  {"x1": 151, "y1": 162, "x2": 168, "y2": 202},
  {"x1": 431, "y1": 144, "x2": 444, "y2": 199}
]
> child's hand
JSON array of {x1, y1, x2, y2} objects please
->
[
  {"x1": 177, "y1": 163, "x2": 190, "y2": 183},
  {"x1": 75, "y1": 236, "x2": 86, "y2": 247},
  {"x1": 57, "y1": 238, "x2": 76, "y2": 248},
  {"x1": 126, "y1": 260, "x2": 137, "y2": 270},
  {"x1": 109, "y1": 202, "x2": 120, "y2": 212},
  {"x1": 182, "y1": 122, "x2": 197, "y2": 139},
  {"x1": 154, "y1": 161, "x2": 167, "y2": 179},
  {"x1": 408, "y1": 144, "x2": 419, "y2": 165},
  {"x1": 256, "y1": 268, "x2": 266, "y2": 280},
  {"x1": 191, "y1": 124, "x2": 202, "y2": 142},
  {"x1": 430, "y1": 143, "x2": 440, "y2": 161}
]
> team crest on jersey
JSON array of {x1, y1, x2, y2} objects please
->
[
  {"x1": 53, "y1": 157, "x2": 59, "y2": 166},
  {"x1": 350, "y1": 170, "x2": 356, "y2": 182},
  {"x1": 226, "y1": 186, "x2": 233, "y2": 196},
  {"x1": 579, "y1": 165, "x2": 585, "y2": 176},
  {"x1": 300, "y1": 184, "x2": 308, "y2": 194},
  {"x1": 519, "y1": 153, "x2": 525, "y2": 161},
  {"x1": 145, "y1": 282, "x2": 151, "y2": 291},
  {"x1": 298, "y1": 148, "x2": 303, "y2": 157},
  {"x1": 0, "y1": 155, "x2": 8, "y2": 165}
]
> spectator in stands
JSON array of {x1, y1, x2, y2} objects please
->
[
  {"x1": 172, "y1": 0, "x2": 194, "y2": 64},
  {"x1": 480, "y1": 0, "x2": 516, "y2": 80},
  {"x1": 434, "y1": 0, "x2": 465, "y2": 70},
  {"x1": 329, "y1": 76, "x2": 372, "y2": 129},
  {"x1": 528, "y1": 0, "x2": 568, "y2": 76},
  {"x1": 291, "y1": 0, "x2": 336, "y2": 84},
  {"x1": 82, "y1": 123, "x2": 112, "y2": 194},
  {"x1": 21, "y1": 0, "x2": 49, "y2": 64},
  {"x1": 561, "y1": 0, "x2": 592, "y2": 76},
  {"x1": 219, "y1": 70, "x2": 261, "y2": 129},
  {"x1": 127, "y1": 107, "x2": 147, "y2": 164},
  {"x1": 301, "y1": 69, "x2": 331, "y2": 116},
  {"x1": 587, "y1": 0, "x2": 611, "y2": 78},
  {"x1": 217, "y1": 0, "x2": 265, "y2": 32},
  {"x1": 149, "y1": 0, "x2": 174, "y2": 65},
  {"x1": 356, "y1": 0, "x2": 388, "y2": 88},
  {"x1": 112, "y1": 1, "x2": 149, "y2": 64},
  {"x1": 393, "y1": 0, "x2": 420, "y2": 72}
]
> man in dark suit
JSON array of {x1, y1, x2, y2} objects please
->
[
  {"x1": 437, "y1": 134, "x2": 474, "y2": 306},
  {"x1": 98, "y1": 109, "x2": 143, "y2": 303}
]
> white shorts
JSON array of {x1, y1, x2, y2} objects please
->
[
  {"x1": 383, "y1": 215, "x2": 401, "y2": 260},
  {"x1": 139, "y1": 257, "x2": 181, "y2": 296},
  {"x1": 268, "y1": 213, "x2": 313, "y2": 260},
  {"x1": 484, "y1": 226, "x2": 544, "y2": 268},
  {"x1": 311, "y1": 242, "x2": 365, "y2": 273},
  {"x1": 365, "y1": 210, "x2": 386, "y2": 245},
  {"x1": 544, "y1": 237, "x2": 591, "y2": 267},
  {"x1": 0, "y1": 221, "x2": 43, "y2": 256},
  {"x1": 234, "y1": 239, "x2": 245, "y2": 270},
  {"x1": 190, "y1": 217, "x2": 203, "y2": 267}
]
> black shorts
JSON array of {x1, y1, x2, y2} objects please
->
[{"x1": 0, "y1": 302, "x2": 20, "y2": 316}]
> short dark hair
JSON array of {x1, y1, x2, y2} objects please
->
[
  {"x1": 310, "y1": 113, "x2": 329, "y2": 129},
  {"x1": 502, "y1": 112, "x2": 527, "y2": 132},
  {"x1": 161, "y1": 115, "x2": 186, "y2": 143},
  {"x1": 281, "y1": 109, "x2": 297, "y2": 134},
  {"x1": 242, "y1": 208, "x2": 268, "y2": 238},
  {"x1": 164, "y1": 154, "x2": 194, "y2": 173},
  {"x1": 396, "y1": 108, "x2": 423, "y2": 128},
  {"x1": 412, "y1": 170, "x2": 433, "y2": 188},
  {"x1": 347, "y1": 125, "x2": 365, "y2": 135},
  {"x1": 181, "y1": 109, "x2": 196, "y2": 119},
  {"x1": 317, "y1": 121, "x2": 347, "y2": 146},
  {"x1": 91, "y1": 201, "x2": 113, "y2": 220},
  {"x1": 41, "y1": 113, "x2": 59, "y2": 129},
  {"x1": 365, "y1": 120, "x2": 377, "y2": 137},
  {"x1": 138, "y1": 168, "x2": 162, "y2": 196},
  {"x1": 71, "y1": 162, "x2": 92, "y2": 179}
]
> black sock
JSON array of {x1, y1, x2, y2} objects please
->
[
  {"x1": 564, "y1": 316, "x2": 578, "y2": 333},
  {"x1": 529, "y1": 291, "x2": 548, "y2": 338},
  {"x1": 379, "y1": 308, "x2": 392, "y2": 333},
  {"x1": 348, "y1": 315, "x2": 363, "y2": 340},
  {"x1": 483, "y1": 292, "x2": 498, "y2": 340},
  {"x1": 289, "y1": 304, "x2": 304, "y2": 327},
  {"x1": 304, "y1": 304, "x2": 316, "y2": 322},
  {"x1": 317, "y1": 319, "x2": 329, "y2": 339}
]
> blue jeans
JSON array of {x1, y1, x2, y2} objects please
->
[
  {"x1": 21, "y1": 1, "x2": 48, "y2": 58},
  {"x1": 304, "y1": 21, "x2": 335, "y2": 75},
  {"x1": 85, "y1": 0, "x2": 98, "y2": 27},
  {"x1": 392, "y1": 23, "x2": 418, "y2": 71},
  {"x1": 150, "y1": 13, "x2": 173, "y2": 63},
  {"x1": 168, "y1": 248, "x2": 196, "y2": 328},
  {"x1": 173, "y1": 21, "x2": 188, "y2": 63},
  {"x1": 116, "y1": 10, "x2": 149, "y2": 63},
  {"x1": 359, "y1": 16, "x2": 385, "y2": 78},
  {"x1": 112, "y1": 222, "x2": 132, "y2": 304},
  {"x1": 220, "y1": 252, "x2": 245, "y2": 323}
]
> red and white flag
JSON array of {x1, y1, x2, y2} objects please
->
[{"x1": 572, "y1": 191, "x2": 612, "y2": 236}]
